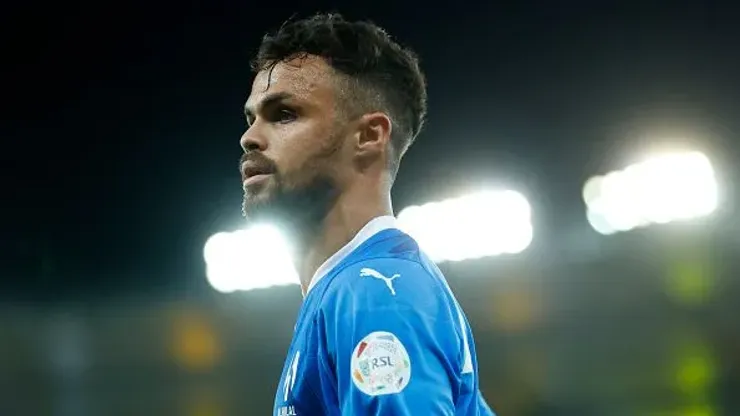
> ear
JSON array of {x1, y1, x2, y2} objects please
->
[{"x1": 355, "y1": 112, "x2": 392, "y2": 158}]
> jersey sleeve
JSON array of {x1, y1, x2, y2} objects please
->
[{"x1": 318, "y1": 257, "x2": 465, "y2": 415}]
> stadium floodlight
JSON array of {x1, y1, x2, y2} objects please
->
[
  {"x1": 203, "y1": 223, "x2": 298, "y2": 293},
  {"x1": 583, "y1": 151, "x2": 718, "y2": 235},
  {"x1": 203, "y1": 190, "x2": 533, "y2": 292},
  {"x1": 397, "y1": 190, "x2": 533, "y2": 263}
]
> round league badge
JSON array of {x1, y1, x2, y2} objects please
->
[{"x1": 350, "y1": 331, "x2": 411, "y2": 396}]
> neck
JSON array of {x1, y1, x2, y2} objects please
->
[{"x1": 292, "y1": 180, "x2": 392, "y2": 295}]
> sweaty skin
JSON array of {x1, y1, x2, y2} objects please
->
[
  {"x1": 240, "y1": 56, "x2": 394, "y2": 294},
  {"x1": 242, "y1": 58, "x2": 343, "y2": 207}
]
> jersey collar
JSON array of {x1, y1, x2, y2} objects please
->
[{"x1": 305, "y1": 215, "x2": 398, "y2": 296}]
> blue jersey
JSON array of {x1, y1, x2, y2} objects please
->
[{"x1": 273, "y1": 216, "x2": 495, "y2": 416}]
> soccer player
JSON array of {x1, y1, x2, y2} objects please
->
[{"x1": 239, "y1": 13, "x2": 496, "y2": 416}]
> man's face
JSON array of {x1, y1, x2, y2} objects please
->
[{"x1": 240, "y1": 56, "x2": 349, "y2": 225}]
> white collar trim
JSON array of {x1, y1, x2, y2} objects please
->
[{"x1": 305, "y1": 215, "x2": 398, "y2": 296}]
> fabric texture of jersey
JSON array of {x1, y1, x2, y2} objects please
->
[{"x1": 273, "y1": 216, "x2": 496, "y2": 416}]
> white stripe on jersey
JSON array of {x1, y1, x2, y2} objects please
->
[{"x1": 433, "y1": 268, "x2": 474, "y2": 375}]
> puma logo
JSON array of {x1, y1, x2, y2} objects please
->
[{"x1": 360, "y1": 268, "x2": 401, "y2": 296}]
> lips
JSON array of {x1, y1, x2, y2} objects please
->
[{"x1": 240, "y1": 161, "x2": 274, "y2": 182}]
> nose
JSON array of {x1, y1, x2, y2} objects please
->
[{"x1": 240, "y1": 125, "x2": 267, "y2": 153}]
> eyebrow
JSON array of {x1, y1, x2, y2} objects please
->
[{"x1": 244, "y1": 91, "x2": 295, "y2": 119}]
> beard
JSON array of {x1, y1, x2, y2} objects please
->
[
  {"x1": 242, "y1": 164, "x2": 340, "y2": 236},
  {"x1": 241, "y1": 123, "x2": 345, "y2": 236}
]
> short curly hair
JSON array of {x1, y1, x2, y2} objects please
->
[{"x1": 252, "y1": 13, "x2": 428, "y2": 179}]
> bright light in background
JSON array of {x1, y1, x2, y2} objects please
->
[
  {"x1": 203, "y1": 189, "x2": 533, "y2": 292},
  {"x1": 583, "y1": 151, "x2": 718, "y2": 235},
  {"x1": 397, "y1": 190, "x2": 533, "y2": 263},
  {"x1": 203, "y1": 223, "x2": 298, "y2": 293}
]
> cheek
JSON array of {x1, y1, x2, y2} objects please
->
[{"x1": 273, "y1": 124, "x2": 342, "y2": 182}]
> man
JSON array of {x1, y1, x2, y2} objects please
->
[{"x1": 240, "y1": 13, "x2": 495, "y2": 415}]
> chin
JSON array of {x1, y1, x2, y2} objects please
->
[
  {"x1": 242, "y1": 195, "x2": 274, "y2": 220},
  {"x1": 242, "y1": 174, "x2": 337, "y2": 228}
]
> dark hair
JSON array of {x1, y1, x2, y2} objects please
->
[{"x1": 252, "y1": 13, "x2": 428, "y2": 178}]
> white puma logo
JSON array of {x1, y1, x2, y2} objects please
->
[{"x1": 360, "y1": 268, "x2": 401, "y2": 296}]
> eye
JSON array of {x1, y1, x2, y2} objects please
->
[
  {"x1": 274, "y1": 108, "x2": 297, "y2": 124},
  {"x1": 246, "y1": 106, "x2": 297, "y2": 127}
]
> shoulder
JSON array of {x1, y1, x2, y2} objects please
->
[{"x1": 321, "y1": 254, "x2": 453, "y2": 317}]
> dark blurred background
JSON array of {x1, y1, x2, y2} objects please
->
[{"x1": 2, "y1": 1, "x2": 739, "y2": 415}]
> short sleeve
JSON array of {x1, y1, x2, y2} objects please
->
[{"x1": 319, "y1": 257, "x2": 464, "y2": 415}]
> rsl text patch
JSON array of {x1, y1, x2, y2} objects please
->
[{"x1": 350, "y1": 331, "x2": 411, "y2": 396}]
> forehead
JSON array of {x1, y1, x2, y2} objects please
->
[{"x1": 246, "y1": 56, "x2": 338, "y2": 111}]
